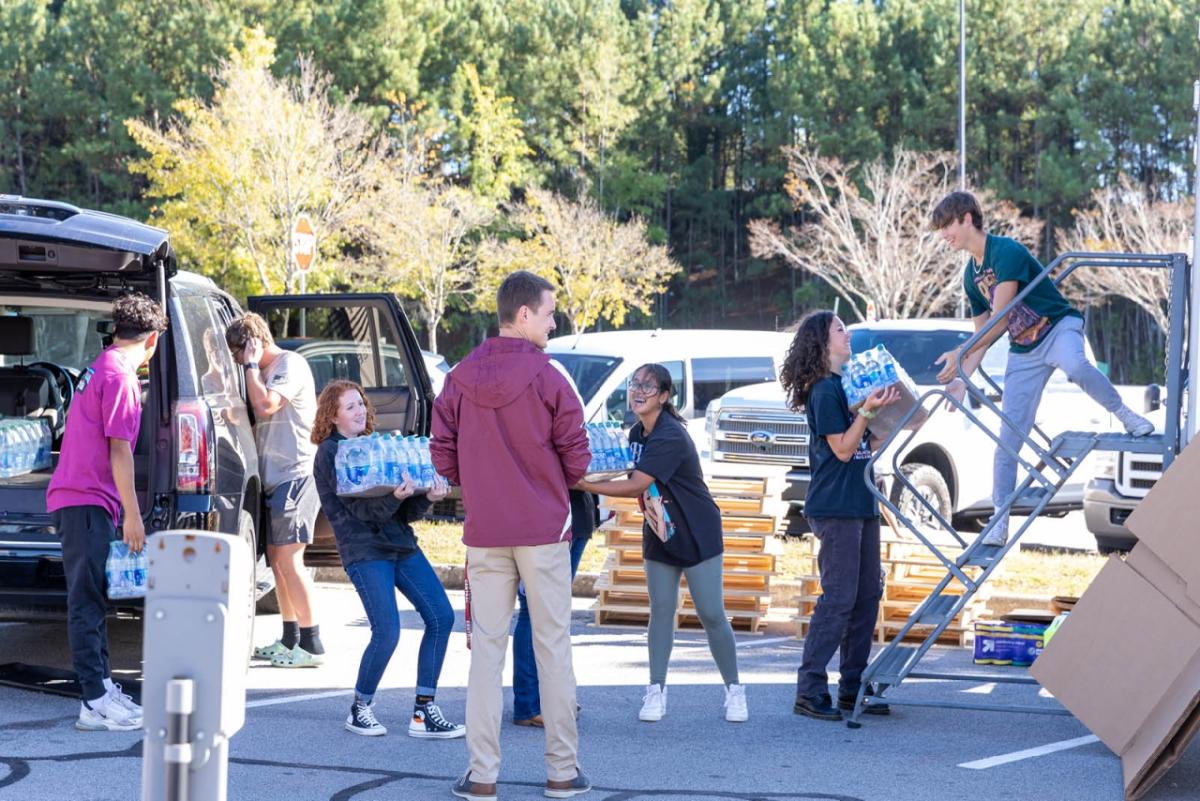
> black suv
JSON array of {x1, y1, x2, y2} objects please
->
[{"x1": 0, "y1": 196, "x2": 433, "y2": 617}]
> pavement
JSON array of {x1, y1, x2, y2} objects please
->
[{"x1": 0, "y1": 581, "x2": 1196, "y2": 801}]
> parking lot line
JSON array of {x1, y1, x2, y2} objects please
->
[
  {"x1": 958, "y1": 734, "x2": 1100, "y2": 769},
  {"x1": 735, "y1": 636, "x2": 795, "y2": 649},
  {"x1": 246, "y1": 689, "x2": 354, "y2": 709}
]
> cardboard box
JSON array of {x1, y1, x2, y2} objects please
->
[
  {"x1": 972, "y1": 620, "x2": 1047, "y2": 667},
  {"x1": 1030, "y1": 436, "x2": 1200, "y2": 800}
]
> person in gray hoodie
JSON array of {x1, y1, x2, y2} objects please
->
[{"x1": 432, "y1": 271, "x2": 592, "y2": 801}]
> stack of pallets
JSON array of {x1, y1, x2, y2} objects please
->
[
  {"x1": 792, "y1": 530, "x2": 991, "y2": 647},
  {"x1": 592, "y1": 478, "x2": 781, "y2": 634}
]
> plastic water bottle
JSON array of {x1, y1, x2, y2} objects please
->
[
  {"x1": 345, "y1": 439, "x2": 371, "y2": 490},
  {"x1": 33, "y1": 420, "x2": 51, "y2": 471},
  {"x1": 418, "y1": 437, "x2": 435, "y2": 489},
  {"x1": 0, "y1": 422, "x2": 12, "y2": 478},
  {"x1": 878, "y1": 345, "x2": 898, "y2": 384},
  {"x1": 12, "y1": 421, "x2": 32, "y2": 474},
  {"x1": 399, "y1": 437, "x2": 418, "y2": 484}
]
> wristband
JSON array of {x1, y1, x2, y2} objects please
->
[
  {"x1": 859, "y1": 407, "x2": 876, "y2": 420},
  {"x1": 244, "y1": 362, "x2": 260, "y2": 371}
]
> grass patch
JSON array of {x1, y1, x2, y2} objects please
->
[{"x1": 414, "y1": 521, "x2": 1108, "y2": 600}]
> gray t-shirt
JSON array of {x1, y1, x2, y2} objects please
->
[{"x1": 255, "y1": 350, "x2": 318, "y2": 492}]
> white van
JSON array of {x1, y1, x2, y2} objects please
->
[{"x1": 546, "y1": 329, "x2": 793, "y2": 446}]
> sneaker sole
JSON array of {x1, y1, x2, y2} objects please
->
[
  {"x1": 545, "y1": 787, "x2": 592, "y2": 799},
  {"x1": 408, "y1": 726, "x2": 466, "y2": 739},
  {"x1": 451, "y1": 788, "x2": 496, "y2": 801},
  {"x1": 638, "y1": 712, "x2": 663, "y2": 722},
  {"x1": 344, "y1": 722, "x2": 387, "y2": 736},
  {"x1": 725, "y1": 713, "x2": 748, "y2": 722},
  {"x1": 76, "y1": 718, "x2": 141, "y2": 732}
]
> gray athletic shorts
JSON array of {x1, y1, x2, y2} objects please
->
[{"x1": 265, "y1": 475, "x2": 320, "y2": 546}]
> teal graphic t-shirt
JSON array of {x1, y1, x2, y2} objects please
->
[{"x1": 963, "y1": 234, "x2": 1081, "y2": 353}]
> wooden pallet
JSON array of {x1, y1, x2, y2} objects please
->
[
  {"x1": 592, "y1": 475, "x2": 782, "y2": 635},
  {"x1": 789, "y1": 529, "x2": 990, "y2": 647}
]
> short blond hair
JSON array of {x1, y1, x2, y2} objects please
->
[{"x1": 224, "y1": 312, "x2": 274, "y2": 353}]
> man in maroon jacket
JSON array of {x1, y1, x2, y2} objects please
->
[{"x1": 432, "y1": 271, "x2": 593, "y2": 800}]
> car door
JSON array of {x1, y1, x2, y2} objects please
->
[
  {"x1": 246, "y1": 294, "x2": 432, "y2": 435},
  {"x1": 246, "y1": 294, "x2": 433, "y2": 567}
]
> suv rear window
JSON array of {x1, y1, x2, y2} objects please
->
[
  {"x1": 692, "y1": 356, "x2": 775, "y2": 411},
  {"x1": 548, "y1": 353, "x2": 622, "y2": 404},
  {"x1": 269, "y1": 306, "x2": 408, "y2": 394},
  {"x1": 0, "y1": 304, "x2": 108, "y2": 371}
]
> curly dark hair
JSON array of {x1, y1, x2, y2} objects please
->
[
  {"x1": 112, "y1": 292, "x2": 168, "y2": 340},
  {"x1": 779, "y1": 310, "x2": 836, "y2": 411},
  {"x1": 312, "y1": 380, "x2": 376, "y2": 444}
]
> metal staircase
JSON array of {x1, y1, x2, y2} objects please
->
[{"x1": 846, "y1": 251, "x2": 1190, "y2": 725}]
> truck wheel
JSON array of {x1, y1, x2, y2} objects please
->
[{"x1": 890, "y1": 463, "x2": 952, "y2": 530}]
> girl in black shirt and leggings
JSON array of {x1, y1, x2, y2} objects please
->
[
  {"x1": 578, "y1": 363, "x2": 746, "y2": 725},
  {"x1": 781, "y1": 311, "x2": 898, "y2": 722}
]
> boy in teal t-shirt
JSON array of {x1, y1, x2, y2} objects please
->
[{"x1": 929, "y1": 191, "x2": 1152, "y2": 547}]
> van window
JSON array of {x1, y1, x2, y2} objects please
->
[
  {"x1": 548, "y1": 353, "x2": 622, "y2": 405},
  {"x1": 604, "y1": 360, "x2": 686, "y2": 422},
  {"x1": 692, "y1": 356, "x2": 775, "y2": 411}
]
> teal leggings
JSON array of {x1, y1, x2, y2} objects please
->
[{"x1": 645, "y1": 553, "x2": 740, "y2": 686}]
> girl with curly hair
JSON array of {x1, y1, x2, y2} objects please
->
[
  {"x1": 780, "y1": 311, "x2": 898, "y2": 722},
  {"x1": 310, "y1": 380, "x2": 464, "y2": 740}
]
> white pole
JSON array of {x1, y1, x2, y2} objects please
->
[
  {"x1": 1187, "y1": 60, "x2": 1200, "y2": 444},
  {"x1": 959, "y1": 0, "x2": 966, "y2": 190}
]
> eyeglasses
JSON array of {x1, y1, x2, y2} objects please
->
[{"x1": 627, "y1": 381, "x2": 662, "y2": 395}]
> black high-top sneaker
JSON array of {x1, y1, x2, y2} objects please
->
[
  {"x1": 345, "y1": 701, "x2": 387, "y2": 736},
  {"x1": 409, "y1": 700, "x2": 465, "y2": 739}
]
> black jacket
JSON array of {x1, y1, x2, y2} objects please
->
[{"x1": 313, "y1": 434, "x2": 431, "y2": 567}]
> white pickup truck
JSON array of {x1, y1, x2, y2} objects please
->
[{"x1": 706, "y1": 318, "x2": 1119, "y2": 535}]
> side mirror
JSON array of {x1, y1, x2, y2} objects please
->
[{"x1": 1144, "y1": 383, "x2": 1161, "y2": 414}]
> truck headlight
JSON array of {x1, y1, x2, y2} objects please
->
[
  {"x1": 1093, "y1": 452, "x2": 1116, "y2": 480},
  {"x1": 706, "y1": 400, "x2": 721, "y2": 445}
]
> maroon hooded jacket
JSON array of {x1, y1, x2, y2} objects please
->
[{"x1": 430, "y1": 336, "x2": 592, "y2": 547}]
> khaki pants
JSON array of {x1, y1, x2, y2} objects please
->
[{"x1": 465, "y1": 541, "x2": 578, "y2": 784}]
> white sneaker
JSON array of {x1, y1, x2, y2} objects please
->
[
  {"x1": 105, "y1": 681, "x2": 142, "y2": 721},
  {"x1": 77, "y1": 695, "x2": 141, "y2": 732},
  {"x1": 639, "y1": 684, "x2": 666, "y2": 722},
  {"x1": 724, "y1": 684, "x2": 748, "y2": 722},
  {"x1": 1115, "y1": 406, "x2": 1155, "y2": 437},
  {"x1": 980, "y1": 528, "x2": 1008, "y2": 547}
]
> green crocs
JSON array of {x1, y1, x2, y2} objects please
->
[
  {"x1": 253, "y1": 639, "x2": 290, "y2": 661},
  {"x1": 270, "y1": 645, "x2": 324, "y2": 668}
]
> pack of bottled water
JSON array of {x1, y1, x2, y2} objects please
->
[
  {"x1": 0, "y1": 417, "x2": 52, "y2": 478},
  {"x1": 585, "y1": 422, "x2": 635, "y2": 476},
  {"x1": 335, "y1": 433, "x2": 445, "y2": 497},
  {"x1": 106, "y1": 540, "x2": 147, "y2": 600},
  {"x1": 841, "y1": 345, "x2": 913, "y2": 407}
]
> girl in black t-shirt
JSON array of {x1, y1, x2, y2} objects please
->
[
  {"x1": 577, "y1": 364, "x2": 747, "y2": 724},
  {"x1": 780, "y1": 311, "x2": 898, "y2": 722}
]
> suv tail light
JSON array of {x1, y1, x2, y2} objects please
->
[{"x1": 175, "y1": 399, "x2": 214, "y2": 493}]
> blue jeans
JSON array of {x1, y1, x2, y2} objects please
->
[
  {"x1": 511, "y1": 535, "x2": 589, "y2": 721},
  {"x1": 345, "y1": 549, "x2": 455, "y2": 699}
]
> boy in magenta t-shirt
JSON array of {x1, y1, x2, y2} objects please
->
[{"x1": 46, "y1": 293, "x2": 167, "y2": 732}]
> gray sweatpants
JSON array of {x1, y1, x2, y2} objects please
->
[
  {"x1": 645, "y1": 554, "x2": 739, "y2": 687},
  {"x1": 992, "y1": 315, "x2": 1122, "y2": 539}
]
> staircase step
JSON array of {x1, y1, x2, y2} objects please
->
[
  {"x1": 917, "y1": 594, "x2": 962, "y2": 624},
  {"x1": 871, "y1": 645, "x2": 920, "y2": 685},
  {"x1": 961, "y1": 545, "x2": 1003, "y2": 567},
  {"x1": 1009, "y1": 487, "x2": 1051, "y2": 514}
]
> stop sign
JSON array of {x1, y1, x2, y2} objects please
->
[{"x1": 291, "y1": 214, "x2": 317, "y2": 273}]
